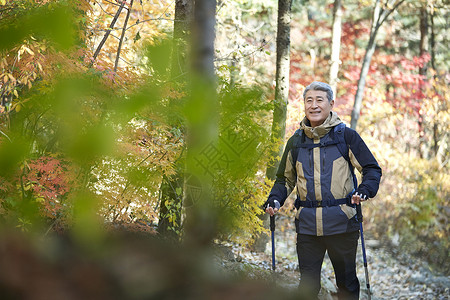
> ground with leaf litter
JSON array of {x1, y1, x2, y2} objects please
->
[{"x1": 217, "y1": 214, "x2": 449, "y2": 300}]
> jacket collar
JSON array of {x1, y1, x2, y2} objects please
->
[{"x1": 300, "y1": 111, "x2": 342, "y2": 140}]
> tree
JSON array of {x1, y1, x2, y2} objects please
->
[
  {"x1": 171, "y1": 0, "x2": 194, "y2": 81},
  {"x1": 417, "y1": 3, "x2": 429, "y2": 158},
  {"x1": 158, "y1": 0, "x2": 193, "y2": 237},
  {"x1": 114, "y1": 0, "x2": 134, "y2": 72},
  {"x1": 266, "y1": 0, "x2": 293, "y2": 181},
  {"x1": 183, "y1": 0, "x2": 218, "y2": 245},
  {"x1": 90, "y1": 0, "x2": 128, "y2": 66},
  {"x1": 253, "y1": 0, "x2": 292, "y2": 251},
  {"x1": 329, "y1": 0, "x2": 342, "y2": 97},
  {"x1": 350, "y1": 0, "x2": 405, "y2": 129}
]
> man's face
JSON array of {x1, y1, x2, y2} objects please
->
[{"x1": 304, "y1": 90, "x2": 334, "y2": 127}]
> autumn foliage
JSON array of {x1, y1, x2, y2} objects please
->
[{"x1": 0, "y1": 0, "x2": 448, "y2": 275}]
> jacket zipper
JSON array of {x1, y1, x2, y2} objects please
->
[
  {"x1": 322, "y1": 148, "x2": 326, "y2": 172},
  {"x1": 309, "y1": 149, "x2": 312, "y2": 170}
]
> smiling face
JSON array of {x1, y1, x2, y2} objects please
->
[{"x1": 304, "y1": 90, "x2": 334, "y2": 127}]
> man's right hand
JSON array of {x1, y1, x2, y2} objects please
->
[{"x1": 264, "y1": 199, "x2": 280, "y2": 216}]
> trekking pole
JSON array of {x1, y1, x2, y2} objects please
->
[
  {"x1": 356, "y1": 204, "x2": 371, "y2": 300},
  {"x1": 270, "y1": 215, "x2": 276, "y2": 271}
]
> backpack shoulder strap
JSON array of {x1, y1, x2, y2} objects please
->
[
  {"x1": 290, "y1": 128, "x2": 302, "y2": 162},
  {"x1": 334, "y1": 123, "x2": 349, "y2": 161},
  {"x1": 334, "y1": 123, "x2": 358, "y2": 188}
]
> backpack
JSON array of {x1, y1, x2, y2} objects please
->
[{"x1": 290, "y1": 123, "x2": 358, "y2": 207}]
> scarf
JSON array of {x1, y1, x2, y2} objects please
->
[{"x1": 299, "y1": 111, "x2": 343, "y2": 140}]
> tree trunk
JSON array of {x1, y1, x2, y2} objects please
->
[
  {"x1": 253, "y1": 0, "x2": 292, "y2": 252},
  {"x1": 429, "y1": 10, "x2": 439, "y2": 159},
  {"x1": 158, "y1": 174, "x2": 184, "y2": 236},
  {"x1": 350, "y1": 34, "x2": 377, "y2": 130},
  {"x1": 183, "y1": 0, "x2": 218, "y2": 246},
  {"x1": 190, "y1": 0, "x2": 217, "y2": 80},
  {"x1": 419, "y1": 6, "x2": 429, "y2": 61},
  {"x1": 350, "y1": 0, "x2": 405, "y2": 129},
  {"x1": 266, "y1": 0, "x2": 292, "y2": 181},
  {"x1": 114, "y1": 0, "x2": 133, "y2": 72},
  {"x1": 158, "y1": 0, "x2": 193, "y2": 237},
  {"x1": 171, "y1": 0, "x2": 193, "y2": 81},
  {"x1": 350, "y1": 0, "x2": 381, "y2": 130},
  {"x1": 430, "y1": 10, "x2": 436, "y2": 71},
  {"x1": 418, "y1": 5, "x2": 429, "y2": 158},
  {"x1": 329, "y1": 0, "x2": 342, "y2": 98}
]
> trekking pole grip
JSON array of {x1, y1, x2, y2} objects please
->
[
  {"x1": 356, "y1": 204, "x2": 363, "y2": 223},
  {"x1": 270, "y1": 215, "x2": 275, "y2": 231}
]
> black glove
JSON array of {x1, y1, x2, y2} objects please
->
[
  {"x1": 354, "y1": 191, "x2": 368, "y2": 200},
  {"x1": 263, "y1": 199, "x2": 281, "y2": 210}
]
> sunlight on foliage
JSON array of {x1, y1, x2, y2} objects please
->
[
  {"x1": 0, "y1": 0, "x2": 448, "y2": 277},
  {"x1": 0, "y1": 0, "x2": 277, "y2": 248}
]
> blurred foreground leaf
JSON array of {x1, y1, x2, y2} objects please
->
[{"x1": 0, "y1": 3, "x2": 75, "y2": 51}]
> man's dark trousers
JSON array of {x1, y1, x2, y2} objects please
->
[{"x1": 297, "y1": 231, "x2": 360, "y2": 299}]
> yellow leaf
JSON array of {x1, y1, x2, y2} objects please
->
[
  {"x1": 3, "y1": 75, "x2": 8, "y2": 83},
  {"x1": 36, "y1": 197, "x2": 45, "y2": 203},
  {"x1": 13, "y1": 90, "x2": 18, "y2": 98},
  {"x1": 23, "y1": 46, "x2": 34, "y2": 55},
  {"x1": 0, "y1": 1, "x2": 6, "y2": 6},
  {"x1": 15, "y1": 104, "x2": 21, "y2": 112}
]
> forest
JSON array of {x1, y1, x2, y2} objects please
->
[{"x1": 0, "y1": 0, "x2": 448, "y2": 299}]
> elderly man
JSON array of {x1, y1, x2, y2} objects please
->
[{"x1": 265, "y1": 81, "x2": 382, "y2": 299}]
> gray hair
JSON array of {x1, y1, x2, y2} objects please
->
[{"x1": 303, "y1": 81, "x2": 334, "y2": 102}]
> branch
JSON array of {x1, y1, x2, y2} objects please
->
[
  {"x1": 384, "y1": 0, "x2": 405, "y2": 20},
  {"x1": 90, "y1": 0, "x2": 127, "y2": 66},
  {"x1": 110, "y1": 33, "x2": 121, "y2": 40},
  {"x1": 214, "y1": 38, "x2": 271, "y2": 63},
  {"x1": 103, "y1": 0, "x2": 123, "y2": 8},
  {"x1": 371, "y1": 0, "x2": 383, "y2": 33},
  {"x1": 125, "y1": 17, "x2": 175, "y2": 31},
  {"x1": 0, "y1": 130, "x2": 12, "y2": 143},
  {"x1": 376, "y1": 0, "x2": 406, "y2": 30},
  {"x1": 118, "y1": 55, "x2": 133, "y2": 66},
  {"x1": 93, "y1": 0, "x2": 115, "y2": 17},
  {"x1": 125, "y1": 0, "x2": 175, "y2": 31},
  {"x1": 114, "y1": 0, "x2": 134, "y2": 72}
]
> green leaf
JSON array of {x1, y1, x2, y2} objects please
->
[{"x1": 0, "y1": 4, "x2": 75, "y2": 51}]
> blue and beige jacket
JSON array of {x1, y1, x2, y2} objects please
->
[{"x1": 267, "y1": 112, "x2": 382, "y2": 236}]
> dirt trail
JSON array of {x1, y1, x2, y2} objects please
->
[{"x1": 227, "y1": 214, "x2": 449, "y2": 300}]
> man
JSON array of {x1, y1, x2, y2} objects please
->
[{"x1": 265, "y1": 81, "x2": 382, "y2": 299}]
